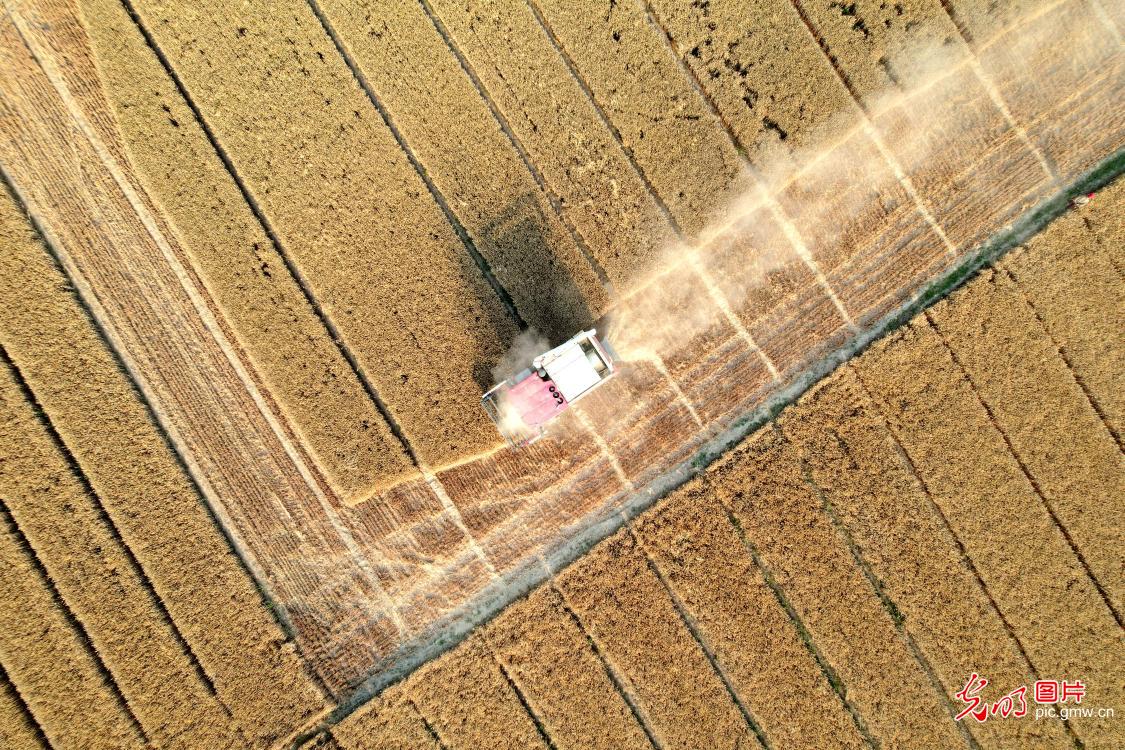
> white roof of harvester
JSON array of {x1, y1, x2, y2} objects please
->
[{"x1": 539, "y1": 334, "x2": 602, "y2": 401}]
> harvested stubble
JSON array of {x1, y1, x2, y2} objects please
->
[
  {"x1": 485, "y1": 586, "x2": 652, "y2": 750},
  {"x1": 1000, "y1": 177, "x2": 1125, "y2": 443},
  {"x1": 331, "y1": 685, "x2": 438, "y2": 750},
  {"x1": 781, "y1": 368, "x2": 1069, "y2": 749},
  {"x1": 854, "y1": 319, "x2": 1125, "y2": 747},
  {"x1": 409, "y1": 632, "x2": 547, "y2": 750},
  {"x1": 0, "y1": 189, "x2": 327, "y2": 745},
  {"x1": 428, "y1": 0, "x2": 678, "y2": 286},
  {"x1": 555, "y1": 531, "x2": 758, "y2": 750},
  {"x1": 712, "y1": 429, "x2": 965, "y2": 749},
  {"x1": 532, "y1": 0, "x2": 747, "y2": 237},
  {"x1": 0, "y1": 511, "x2": 142, "y2": 750},
  {"x1": 636, "y1": 486, "x2": 867, "y2": 750},
  {"x1": 928, "y1": 269, "x2": 1125, "y2": 616},
  {"x1": 130, "y1": 0, "x2": 517, "y2": 465},
  {"x1": 74, "y1": 0, "x2": 414, "y2": 502},
  {"x1": 0, "y1": 671, "x2": 45, "y2": 750},
  {"x1": 311, "y1": 0, "x2": 609, "y2": 340},
  {"x1": 647, "y1": 0, "x2": 857, "y2": 158},
  {"x1": 950, "y1": 0, "x2": 1125, "y2": 180},
  {"x1": 0, "y1": 361, "x2": 243, "y2": 749}
]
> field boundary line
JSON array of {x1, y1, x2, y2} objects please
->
[
  {"x1": 0, "y1": 346, "x2": 234, "y2": 718},
  {"x1": 996, "y1": 264, "x2": 1124, "y2": 449},
  {"x1": 493, "y1": 657, "x2": 560, "y2": 750},
  {"x1": 848, "y1": 366, "x2": 1086, "y2": 750},
  {"x1": 2, "y1": 3, "x2": 408, "y2": 650},
  {"x1": 550, "y1": 583, "x2": 666, "y2": 750},
  {"x1": 417, "y1": 0, "x2": 613, "y2": 290},
  {"x1": 628, "y1": 526, "x2": 774, "y2": 750},
  {"x1": 0, "y1": 173, "x2": 307, "y2": 654},
  {"x1": 0, "y1": 662, "x2": 52, "y2": 750},
  {"x1": 0, "y1": 500, "x2": 148, "y2": 745},
  {"x1": 794, "y1": 448, "x2": 981, "y2": 750},
  {"x1": 117, "y1": 0, "x2": 426, "y2": 489},
  {"x1": 717, "y1": 505, "x2": 879, "y2": 748},
  {"x1": 924, "y1": 313, "x2": 1124, "y2": 628},
  {"x1": 305, "y1": 0, "x2": 528, "y2": 332}
]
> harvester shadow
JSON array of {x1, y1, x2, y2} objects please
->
[{"x1": 470, "y1": 193, "x2": 600, "y2": 392}]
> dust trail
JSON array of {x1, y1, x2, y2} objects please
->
[{"x1": 601, "y1": 0, "x2": 1118, "y2": 374}]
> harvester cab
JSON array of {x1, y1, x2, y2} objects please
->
[{"x1": 481, "y1": 329, "x2": 617, "y2": 447}]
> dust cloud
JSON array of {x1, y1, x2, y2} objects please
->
[{"x1": 604, "y1": 0, "x2": 1116, "y2": 367}]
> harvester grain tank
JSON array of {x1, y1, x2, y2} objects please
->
[{"x1": 481, "y1": 329, "x2": 617, "y2": 447}]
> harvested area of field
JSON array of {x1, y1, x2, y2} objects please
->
[
  {"x1": 2, "y1": 0, "x2": 1123, "y2": 741},
  {"x1": 327, "y1": 191, "x2": 1124, "y2": 747}
]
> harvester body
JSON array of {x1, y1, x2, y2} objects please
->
[{"x1": 481, "y1": 329, "x2": 617, "y2": 447}]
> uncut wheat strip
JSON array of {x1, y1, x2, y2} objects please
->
[
  {"x1": 0, "y1": 157, "x2": 329, "y2": 737},
  {"x1": 635, "y1": 484, "x2": 869, "y2": 750},
  {"x1": 0, "y1": 361, "x2": 244, "y2": 749},
  {"x1": 130, "y1": 0, "x2": 517, "y2": 466},
  {"x1": 73, "y1": 0, "x2": 416, "y2": 501},
  {"x1": 0, "y1": 516, "x2": 143, "y2": 750},
  {"x1": 999, "y1": 185, "x2": 1125, "y2": 444},
  {"x1": 782, "y1": 368, "x2": 1071, "y2": 749},
  {"x1": 530, "y1": 0, "x2": 746, "y2": 238},
  {"x1": 308, "y1": 0, "x2": 609, "y2": 338},
  {"x1": 646, "y1": 0, "x2": 856, "y2": 159},
  {"x1": 928, "y1": 270, "x2": 1125, "y2": 617},
  {"x1": 0, "y1": 14, "x2": 401, "y2": 695},
  {"x1": 712, "y1": 428, "x2": 968, "y2": 749},
  {"x1": 556, "y1": 529, "x2": 760, "y2": 750},
  {"x1": 853, "y1": 320, "x2": 1125, "y2": 747},
  {"x1": 484, "y1": 585, "x2": 654, "y2": 750},
  {"x1": 0, "y1": 669, "x2": 47, "y2": 750},
  {"x1": 407, "y1": 631, "x2": 549, "y2": 750},
  {"x1": 427, "y1": 0, "x2": 677, "y2": 286},
  {"x1": 331, "y1": 685, "x2": 440, "y2": 750}
]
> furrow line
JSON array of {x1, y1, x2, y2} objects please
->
[
  {"x1": 0, "y1": 346, "x2": 228, "y2": 710},
  {"x1": 641, "y1": 0, "x2": 860, "y2": 330},
  {"x1": 0, "y1": 172, "x2": 301, "y2": 646},
  {"x1": 935, "y1": 0, "x2": 1060, "y2": 185},
  {"x1": 720, "y1": 508, "x2": 878, "y2": 749},
  {"x1": 305, "y1": 0, "x2": 527, "y2": 332},
  {"x1": 523, "y1": 0, "x2": 684, "y2": 238},
  {"x1": 796, "y1": 456, "x2": 980, "y2": 750},
  {"x1": 848, "y1": 364, "x2": 1087, "y2": 750},
  {"x1": 119, "y1": 0, "x2": 426, "y2": 476},
  {"x1": 408, "y1": 699, "x2": 450, "y2": 750},
  {"x1": 997, "y1": 264, "x2": 1123, "y2": 450},
  {"x1": 0, "y1": 662, "x2": 51, "y2": 750},
  {"x1": 924, "y1": 313, "x2": 1123, "y2": 628},
  {"x1": 494, "y1": 658, "x2": 560, "y2": 750},
  {"x1": 0, "y1": 501, "x2": 148, "y2": 745},
  {"x1": 631, "y1": 531, "x2": 773, "y2": 750},
  {"x1": 417, "y1": 0, "x2": 613, "y2": 289},
  {"x1": 550, "y1": 585, "x2": 665, "y2": 750}
]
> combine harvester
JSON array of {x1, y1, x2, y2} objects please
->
[{"x1": 482, "y1": 329, "x2": 618, "y2": 447}]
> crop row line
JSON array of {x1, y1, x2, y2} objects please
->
[
  {"x1": 924, "y1": 312, "x2": 1124, "y2": 629},
  {"x1": 0, "y1": 498, "x2": 149, "y2": 745}
]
